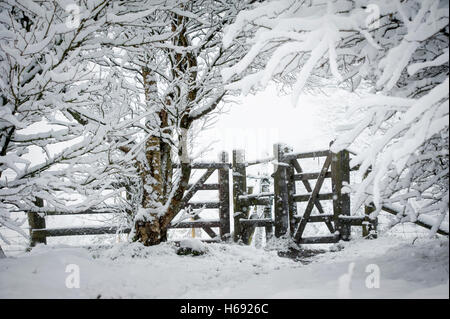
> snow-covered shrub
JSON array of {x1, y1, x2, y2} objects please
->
[{"x1": 176, "y1": 239, "x2": 207, "y2": 256}]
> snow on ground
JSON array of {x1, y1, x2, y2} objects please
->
[{"x1": 0, "y1": 235, "x2": 448, "y2": 299}]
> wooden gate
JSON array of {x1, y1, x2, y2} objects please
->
[{"x1": 233, "y1": 143, "x2": 377, "y2": 245}]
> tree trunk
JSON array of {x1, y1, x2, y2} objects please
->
[
  {"x1": 133, "y1": 10, "x2": 202, "y2": 246},
  {"x1": 133, "y1": 65, "x2": 167, "y2": 246},
  {"x1": 134, "y1": 132, "x2": 191, "y2": 246}
]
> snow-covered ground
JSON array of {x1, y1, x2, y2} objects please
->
[{"x1": 1, "y1": 235, "x2": 448, "y2": 299}]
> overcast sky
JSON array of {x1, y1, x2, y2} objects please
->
[{"x1": 196, "y1": 85, "x2": 353, "y2": 162}]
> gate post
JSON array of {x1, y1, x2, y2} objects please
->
[
  {"x1": 232, "y1": 149, "x2": 247, "y2": 242},
  {"x1": 218, "y1": 151, "x2": 231, "y2": 241},
  {"x1": 331, "y1": 149, "x2": 351, "y2": 241},
  {"x1": 286, "y1": 146, "x2": 297, "y2": 237},
  {"x1": 362, "y1": 168, "x2": 378, "y2": 239},
  {"x1": 273, "y1": 144, "x2": 290, "y2": 238},
  {"x1": 28, "y1": 197, "x2": 46, "y2": 247}
]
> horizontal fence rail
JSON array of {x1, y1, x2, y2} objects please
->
[
  {"x1": 172, "y1": 163, "x2": 231, "y2": 169},
  {"x1": 26, "y1": 152, "x2": 231, "y2": 246},
  {"x1": 31, "y1": 219, "x2": 222, "y2": 237},
  {"x1": 283, "y1": 150, "x2": 330, "y2": 161},
  {"x1": 292, "y1": 193, "x2": 334, "y2": 202}
]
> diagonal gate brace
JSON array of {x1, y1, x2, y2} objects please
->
[
  {"x1": 290, "y1": 159, "x2": 334, "y2": 233},
  {"x1": 293, "y1": 153, "x2": 333, "y2": 243},
  {"x1": 182, "y1": 168, "x2": 218, "y2": 239}
]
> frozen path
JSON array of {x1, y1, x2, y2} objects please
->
[{"x1": 0, "y1": 236, "x2": 448, "y2": 299}]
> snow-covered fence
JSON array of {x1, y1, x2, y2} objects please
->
[
  {"x1": 233, "y1": 143, "x2": 377, "y2": 245},
  {"x1": 233, "y1": 143, "x2": 449, "y2": 246},
  {"x1": 24, "y1": 146, "x2": 448, "y2": 248},
  {"x1": 26, "y1": 152, "x2": 231, "y2": 247}
]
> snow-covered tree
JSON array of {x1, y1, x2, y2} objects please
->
[
  {"x1": 103, "y1": 0, "x2": 258, "y2": 245},
  {"x1": 222, "y1": 0, "x2": 449, "y2": 234},
  {"x1": 0, "y1": 1, "x2": 159, "y2": 244},
  {"x1": 0, "y1": 0, "x2": 259, "y2": 247}
]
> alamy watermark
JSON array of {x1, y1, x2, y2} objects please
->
[
  {"x1": 65, "y1": 263, "x2": 80, "y2": 289},
  {"x1": 365, "y1": 263, "x2": 380, "y2": 289},
  {"x1": 338, "y1": 262, "x2": 380, "y2": 297}
]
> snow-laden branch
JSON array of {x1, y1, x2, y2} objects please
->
[{"x1": 223, "y1": 0, "x2": 449, "y2": 236}]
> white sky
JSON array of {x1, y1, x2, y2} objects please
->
[
  {"x1": 196, "y1": 85, "x2": 352, "y2": 162},
  {"x1": 13, "y1": 84, "x2": 353, "y2": 168}
]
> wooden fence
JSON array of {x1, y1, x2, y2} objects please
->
[
  {"x1": 26, "y1": 144, "x2": 448, "y2": 247},
  {"x1": 233, "y1": 144, "x2": 361, "y2": 244},
  {"x1": 27, "y1": 151, "x2": 231, "y2": 247}
]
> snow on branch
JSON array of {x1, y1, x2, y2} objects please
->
[{"x1": 223, "y1": 0, "x2": 449, "y2": 236}]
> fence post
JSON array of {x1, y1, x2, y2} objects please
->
[
  {"x1": 285, "y1": 146, "x2": 297, "y2": 237},
  {"x1": 28, "y1": 197, "x2": 46, "y2": 247},
  {"x1": 261, "y1": 177, "x2": 274, "y2": 242},
  {"x1": 218, "y1": 151, "x2": 231, "y2": 241},
  {"x1": 362, "y1": 168, "x2": 378, "y2": 239},
  {"x1": 331, "y1": 149, "x2": 351, "y2": 241},
  {"x1": 252, "y1": 179, "x2": 266, "y2": 248},
  {"x1": 232, "y1": 149, "x2": 247, "y2": 242},
  {"x1": 273, "y1": 144, "x2": 290, "y2": 238},
  {"x1": 242, "y1": 186, "x2": 259, "y2": 245}
]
